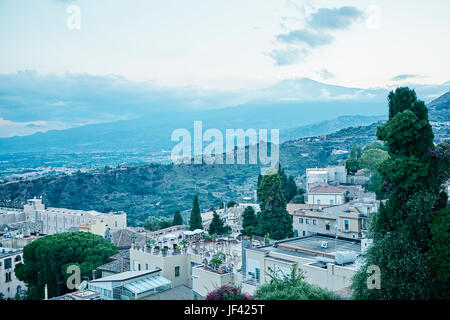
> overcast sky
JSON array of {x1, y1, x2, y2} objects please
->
[{"x1": 1, "y1": 0, "x2": 449, "y2": 90}]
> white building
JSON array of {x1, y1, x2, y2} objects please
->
[
  {"x1": 307, "y1": 185, "x2": 346, "y2": 206},
  {"x1": 0, "y1": 248, "x2": 26, "y2": 299},
  {"x1": 306, "y1": 166, "x2": 347, "y2": 191},
  {"x1": 0, "y1": 197, "x2": 127, "y2": 236}
]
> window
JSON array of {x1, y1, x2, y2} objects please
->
[
  {"x1": 305, "y1": 219, "x2": 309, "y2": 224},
  {"x1": 313, "y1": 219, "x2": 317, "y2": 225},
  {"x1": 5, "y1": 272, "x2": 12, "y2": 282},
  {"x1": 330, "y1": 200, "x2": 334, "y2": 205},
  {"x1": 175, "y1": 266, "x2": 180, "y2": 278},
  {"x1": 146, "y1": 264, "x2": 149, "y2": 270},
  {"x1": 14, "y1": 255, "x2": 21, "y2": 262},
  {"x1": 4, "y1": 258, "x2": 12, "y2": 269},
  {"x1": 344, "y1": 220, "x2": 349, "y2": 230},
  {"x1": 317, "y1": 200, "x2": 321, "y2": 204},
  {"x1": 302, "y1": 231, "x2": 306, "y2": 236},
  {"x1": 298, "y1": 218, "x2": 303, "y2": 224},
  {"x1": 17, "y1": 286, "x2": 22, "y2": 294},
  {"x1": 326, "y1": 224, "x2": 330, "y2": 231}
]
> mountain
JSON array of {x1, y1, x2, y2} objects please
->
[
  {"x1": 280, "y1": 115, "x2": 386, "y2": 141},
  {"x1": 428, "y1": 91, "x2": 450, "y2": 122},
  {"x1": 0, "y1": 122, "x2": 379, "y2": 226}
]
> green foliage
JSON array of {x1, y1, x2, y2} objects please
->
[
  {"x1": 345, "y1": 158, "x2": 360, "y2": 175},
  {"x1": 358, "y1": 148, "x2": 388, "y2": 172},
  {"x1": 254, "y1": 265, "x2": 337, "y2": 300},
  {"x1": 226, "y1": 201, "x2": 237, "y2": 208},
  {"x1": 208, "y1": 211, "x2": 231, "y2": 235},
  {"x1": 172, "y1": 210, "x2": 183, "y2": 226},
  {"x1": 278, "y1": 166, "x2": 298, "y2": 203},
  {"x1": 351, "y1": 88, "x2": 449, "y2": 300},
  {"x1": 15, "y1": 232, "x2": 117, "y2": 300},
  {"x1": 143, "y1": 216, "x2": 173, "y2": 231},
  {"x1": 241, "y1": 206, "x2": 258, "y2": 236},
  {"x1": 189, "y1": 196, "x2": 203, "y2": 231},
  {"x1": 256, "y1": 172, "x2": 293, "y2": 240},
  {"x1": 428, "y1": 205, "x2": 450, "y2": 299},
  {"x1": 350, "y1": 144, "x2": 363, "y2": 160}
]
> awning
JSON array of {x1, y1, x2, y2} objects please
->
[{"x1": 123, "y1": 275, "x2": 172, "y2": 295}]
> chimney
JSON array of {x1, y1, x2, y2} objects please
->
[
  {"x1": 44, "y1": 284, "x2": 48, "y2": 300},
  {"x1": 92, "y1": 269, "x2": 96, "y2": 280}
]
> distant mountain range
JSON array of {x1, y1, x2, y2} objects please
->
[{"x1": 0, "y1": 76, "x2": 448, "y2": 154}]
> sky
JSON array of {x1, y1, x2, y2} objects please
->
[
  {"x1": 1, "y1": 0, "x2": 449, "y2": 89},
  {"x1": 0, "y1": 0, "x2": 449, "y2": 136}
]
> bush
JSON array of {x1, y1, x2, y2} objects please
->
[{"x1": 205, "y1": 285, "x2": 252, "y2": 300}]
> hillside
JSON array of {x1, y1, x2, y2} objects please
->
[
  {"x1": 0, "y1": 123, "x2": 378, "y2": 226},
  {"x1": 428, "y1": 91, "x2": 450, "y2": 122}
]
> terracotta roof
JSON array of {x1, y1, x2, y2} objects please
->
[
  {"x1": 110, "y1": 229, "x2": 145, "y2": 249},
  {"x1": 309, "y1": 185, "x2": 345, "y2": 194}
]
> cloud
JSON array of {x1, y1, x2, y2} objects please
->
[
  {"x1": 269, "y1": 48, "x2": 309, "y2": 66},
  {"x1": 390, "y1": 74, "x2": 422, "y2": 81},
  {"x1": 270, "y1": 6, "x2": 363, "y2": 66},
  {"x1": 276, "y1": 29, "x2": 333, "y2": 47},
  {"x1": 307, "y1": 6, "x2": 364, "y2": 30},
  {"x1": 316, "y1": 69, "x2": 335, "y2": 80}
]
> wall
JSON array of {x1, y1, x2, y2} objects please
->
[{"x1": 192, "y1": 267, "x2": 234, "y2": 298}]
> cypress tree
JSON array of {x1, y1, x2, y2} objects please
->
[
  {"x1": 256, "y1": 170, "x2": 293, "y2": 240},
  {"x1": 241, "y1": 206, "x2": 258, "y2": 236},
  {"x1": 351, "y1": 88, "x2": 449, "y2": 299},
  {"x1": 189, "y1": 196, "x2": 203, "y2": 231},
  {"x1": 172, "y1": 210, "x2": 183, "y2": 226}
]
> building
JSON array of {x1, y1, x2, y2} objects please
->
[
  {"x1": 0, "y1": 197, "x2": 127, "y2": 236},
  {"x1": 97, "y1": 250, "x2": 130, "y2": 278},
  {"x1": 288, "y1": 199, "x2": 379, "y2": 240},
  {"x1": 50, "y1": 289, "x2": 106, "y2": 300},
  {"x1": 307, "y1": 185, "x2": 346, "y2": 205},
  {"x1": 79, "y1": 219, "x2": 108, "y2": 237},
  {"x1": 306, "y1": 166, "x2": 347, "y2": 191},
  {"x1": 129, "y1": 235, "x2": 243, "y2": 299},
  {"x1": 201, "y1": 203, "x2": 260, "y2": 235},
  {"x1": 0, "y1": 247, "x2": 26, "y2": 299},
  {"x1": 241, "y1": 234, "x2": 365, "y2": 297},
  {"x1": 88, "y1": 269, "x2": 172, "y2": 300}
]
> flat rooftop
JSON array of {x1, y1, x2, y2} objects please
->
[
  {"x1": 251, "y1": 234, "x2": 362, "y2": 263},
  {"x1": 277, "y1": 235, "x2": 361, "y2": 255}
]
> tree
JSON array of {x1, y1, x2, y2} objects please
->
[
  {"x1": 226, "y1": 201, "x2": 237, "y2": 208},
  {"x1": 143, "y1": 216, "x2": 173, "y2": 231},
  {"x1": 241, "y1": 206, "x2": 258, "y2": 236},
  {"x1": 351, "y1": 88, "x2": 449, "y2": 300},
  {"x1": 256, "y1": 171, "x2": 293, "y2": 240},
  {"x1": 345, "y1": 158, "x2": 360, "y2": 175},
  {"x1": 350, "y1": 144, "x2": 363, "y2": 160},
  {"x1": 15, "y1": 232, "x2": 117, "y2": 300},
  {"x1": 172, "y1": 210, "x2": 183, "y2": 226},
  {"x1": 429, "y1": 205, "x2": 450, "y2": 299},
  {"x1": 189, "y1": 195, "x2": 203, "y2": 231},
  {"x1": 208, "y1": 211, "x2": 231, "y2": 235},
  {"x1": 253, "y1": 264, "x2": 337, "y2": 300},
  {"x1": 358, "y1": 148, "x2": 389, "y2": 172}
]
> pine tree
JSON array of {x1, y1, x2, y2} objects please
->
[
  {"x1": 208, "y1": 211, "x2": 231, "y2": 235},
  {"x1": 351, "y1": 88, "x2": 449, "y2": 299},
  {"x1": 256, "y1": 171, "x2": 293, "y2": 240},
  {"x1": 172, "y1": 210, "x2": 183, "y2": 226},
  {"x1": 189, "y1": 196, "x2": 203, "y2": 231}
]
